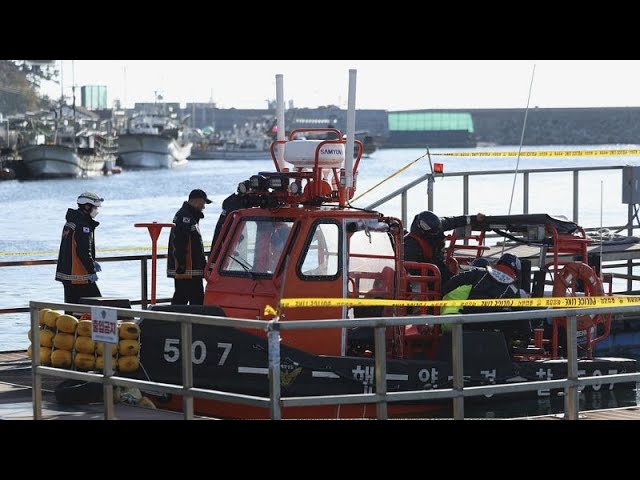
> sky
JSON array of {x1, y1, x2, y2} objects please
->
[{"x1": 36, "y1": 60, "x2": 640, "y2": 111}]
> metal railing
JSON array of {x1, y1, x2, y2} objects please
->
[
  {"x1": 365, "y1": 164, "x2": 638, "y2": 291},
  {"x1": 365, "y1": 165, "x2": 626, "y2": 227},
  {"x1": 29, "y1": 299, "x2": 640, "y2": 420}
]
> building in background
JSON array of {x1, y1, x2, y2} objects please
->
[
  {"x1": 81, "y1": 85, "x2": 108, "y2": 111},
  {"x1": 385, "y1": 111, "x2": 476, "y2": 148}
]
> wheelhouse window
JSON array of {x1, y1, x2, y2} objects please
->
[
  {"x1": 347, "y1": 222, "x2": 396, "y2": 298},
  {"x1": 221, "y1": 218, "x2": 294, "y2": 276},
  {"x1": 298, "y1": 222, "x2": 340, "y2": 279}
]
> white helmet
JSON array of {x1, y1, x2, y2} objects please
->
[{"x1": 77, "y1": 192, "x2": 104, "y2": 207}]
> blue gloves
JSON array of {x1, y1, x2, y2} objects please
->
[
  {"x1": 88, "y1": 273, "x2": 99, "y2": 283},
  {"x1": 94, "y1": 262, "x2": 102, "y2": 272}
]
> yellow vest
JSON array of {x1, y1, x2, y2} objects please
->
[{"x1": 441, "y1": 285, "x2": 472, "y2": 315}]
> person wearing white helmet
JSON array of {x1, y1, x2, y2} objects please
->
[{"x1": 55, "y1": 192, "x2": 104, "y2": 305}]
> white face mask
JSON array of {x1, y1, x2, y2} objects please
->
[{"x1": 90, "y1": 207, "x2": 99, "y2": 218}]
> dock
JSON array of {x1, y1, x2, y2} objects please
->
[{"x1": 0, "y1": 351, "x2": 210, "y2": 420}]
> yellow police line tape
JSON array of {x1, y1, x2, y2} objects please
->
[
  {"x1": 263, "y1": 295, "x2": 640, "y2": 316},
  {"x1": 433, "y1": 149, "x2": 640, "y2": 157},
  {"x1": 0, "y1": 243, "x2": 213, "y2": 257}
]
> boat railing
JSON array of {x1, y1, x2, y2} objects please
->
[
  {"x1": 366, "y1": 164, "x2": 627, "y2": 230},
  {"x1": 0, "y1": 252, "x2": 174, "y2": 317},
  {"x1": 28, "y1": 300, "x2": 640, "y2": 420},
  {"x1": 365, "y1": 164, "x2": 639, "y2": 291}
]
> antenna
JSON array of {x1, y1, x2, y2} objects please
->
[
  {"x1": 275, "y1": 74, "x2": 285, "y2": 171},
  {"x1": 502, "y1": 64, "x2": 536, "y2": 255},
  {"x1": 344, "y1": 69, "x2": 357, "y2": 190}
]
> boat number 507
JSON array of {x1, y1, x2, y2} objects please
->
[{"x1": 163, "y1": 338, "x2": 232, "y2": 366}]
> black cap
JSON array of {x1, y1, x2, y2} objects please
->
[{"x1": 189, "y1": 189, "x2": 212, "y2": 204}]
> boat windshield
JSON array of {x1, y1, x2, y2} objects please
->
[{"x1": 221, "y1": 218, "x2": 294, "y2": 276}]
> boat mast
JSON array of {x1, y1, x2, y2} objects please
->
[
  {"x1": 275, "y1": 74, "x2": 285, "y2": 171},
  {"x1": 72, "y1": 59, "x2": 77, "y2": 148},
  {"x1": 344, "y1": 69, "x2": 357, "y2": 191}
]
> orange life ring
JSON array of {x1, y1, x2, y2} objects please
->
[{"x1": 552, "y1": 261, "x2": 606, "y2": 330}]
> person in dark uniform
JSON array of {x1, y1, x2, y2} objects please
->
[
  {"x1": 55, "y1": 192, "x2": 104, "y2": 305},
  {"x1": 167, "y1": 189, "x2": 211, "y2": 305},
  {"x1": 441, "y1": 253, "x2": 531, "y2": 348},
  {"x1": 404, "y1": 211, "x2": 485, "y2": 284},
  {"x1": 211, "y1": 193, "x2": 244, "y2": 249}
]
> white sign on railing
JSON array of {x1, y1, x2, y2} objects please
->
[{"x1": 91, "y1": 307, "x2": 118, "y2": 344}]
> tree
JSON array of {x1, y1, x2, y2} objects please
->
[{"x1": 0, "y1": 60, "x2": 58, "y2": 115}]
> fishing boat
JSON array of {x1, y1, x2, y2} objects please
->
[
  {"x1": 118, "y1": 111, "x2": 192, "y2": 169},
  {"x1": 129, "y1": 132, "x2": 634, "y2": 417},
  {"x1": 20, "y1": 122, "x2": 110, "y2": 179}
]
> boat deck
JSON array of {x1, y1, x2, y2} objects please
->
[{"x1": 476, "y1": 239, "x2": 640, "y2": 266}]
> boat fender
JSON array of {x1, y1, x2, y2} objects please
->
[
  {"x1": 38, "y1": 328, "x2": 55, "y2": 348},
  {"x1": 118, "y1": 339, "x2": 140, "y2": 356},
  {"x1": 118, "y1": 356, "x2": 140, "y2": 373},
  {"x1": 96, "y1": 342, "x2": 118, "y2": 356},
  {"x1": 53, "y1": 332, "x2": 75, "y2": 351},
  {"x1": 56, "y1": 314, "x2": 78, "y2": 334},
  {"x1": 284, "y1": 140, "x2": 345, "y2": 169},
  {"x1": 74, "y1": 353, "x2": 96, "y2": 370},
  {"x1": 119, "y1": 322, "x2": 140, "y2": 340},
  {"x1": 27, "y1": 346, "x2": 52, "y2": 365},
  {"x1": 39, "y1": 308, "x2": 52, "y2": 327},
  {"x1": 77, "y1": 320, "x2": 92, "y2": 337},
  {"x1": 51, "y1": 349, "x2": 72, "y2": 368},
  {"x1": 44, "y1": 310, "x2": 61, "y2": 328},
  {"x1": 74, "y1": 336, "x2": 95, "y2": 354}
]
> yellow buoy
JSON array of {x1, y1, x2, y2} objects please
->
[
  {"x1": 53, "y1": 333, "x2": 75, "y2": 351},
  {"x1": 30, "y1": 346, "x2": 52, "y2": 365},
  {"x1": 51, "y1": 349, "x2": 72, "y2": 368},
  {"x1": 119, "y1": 322, "x2": 140, "y2": 340},
  {"x1": 56, "y1": 314, "x2": 78, "y2": 334},
  {"x1": 118, "y1": 339, "x2": 140, "y2": 356},
  {"x1": 40, "y1": 347, "x2": 52, "y2": 365},
  {"x1": 29, "y1": 328, "x2": 55, "y2": 348},
  {"x1": 28, "y1": 329, "x2": 32, "y2": 341},
  {"x1": 96, "y1": 342, "x2": 117, "y2": 356},
  {"x1": 44, "y1": 310, "x2": 61, "y2": 328},
  {"x1": 40, "y1": 329, "x2": 55, "y2": 348},
  {"x1": 95, "y1": 355, "x2": 117, "y2": 370},
  {"x1": 77, "y1": 320, "x2": 92, "y2": 337},
  {"x1": 39, "y1": 308, "x2": 52, "y2": 327},
  {"x1": 117, "y1": 356, "x2": 139, "y2": 373},
  {"x1": 74, "y1": 353, "x2": 96, "y2": 370},
  {"x1": 75, "y1": 336, "x2": 95, "y2": 354}
]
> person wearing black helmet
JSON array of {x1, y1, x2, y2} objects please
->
[
  {"x1": 441, "y1": 253, "x2": 531, "y2": 349},
  {"x1": 55, "y1": 192, "x2": 104, "y2": 305},
  {"x1": 167, "y1": 189, "x2": 211, "y2": 305},
  {"x1": 404, "y1": 210, "x2": 485, "y2": 283},
  {"x1": 469, "y1": 257, "x2": 491, "y2": 269}
]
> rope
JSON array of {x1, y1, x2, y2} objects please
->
[
  {"x1": 0, "y1": 243, "x2": 214, "y2": 257},
  {"x1": 351, "y1": 150, "x2": 430, "y2": 203}
]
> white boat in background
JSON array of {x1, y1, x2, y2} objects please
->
[
  {"x1": 20, "y1": 144, "x2": 105, "y2": 178},
  {"x1": 118, "y1": 111, "x2": 191, "y2": 169},
  {"x1": 118, "y1": 133, "x2": 191, "y2": 168},
  {"x1": 19, "y1": 123, "x2": 111, "y2": 179}
]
